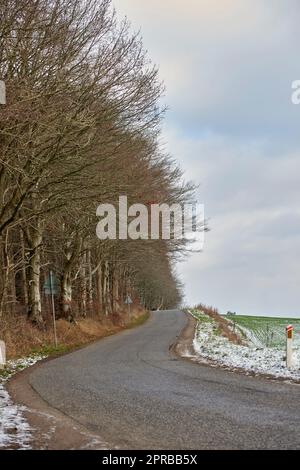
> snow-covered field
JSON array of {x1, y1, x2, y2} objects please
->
[
  {"x1": 191, "y1": 310, "x2": 300, "y2": 381},
  {"x1": 0, "y1": 355, "x2": 45, "y2": 449}
]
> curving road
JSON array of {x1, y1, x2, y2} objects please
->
[{"x1": 28, "y1": 310, "x2": 300, "y2": 449}]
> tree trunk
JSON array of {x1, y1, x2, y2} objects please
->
[
  {"x1": 113, "y1": 269, "x2": 119, "y2": 311},
  {"x1": 96, "y1": 263, "x2": 102, "y2": 313},
  {"x1": 20, "y1": 228, "x2": 28, "y2": 305},
  {"x1": 103, "y1": 260, "x2": 110, "y2": 316},
  {"x1": 60, "y1": 235, "x2": 82, "y2": 320},
  {"x1": 79, "y1": 251, "x2": 87, "y2": 316},
  {"x1": 0, "y1": 231, "x2": 9, "y2": 315},
  {"x1": 27, "y1": 225, "x2": 43, "y2": 324},
  {"x1": 87, "y1": 249, "x2": 93, "y2": 312},
  {"x1": 61, "y1": 268, "x2": 72, "y2": 319}
]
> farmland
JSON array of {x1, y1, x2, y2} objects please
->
[
  {"x1": 190, "y1": 307, "x2": 300, "y2": 380},
  {"x1": 228, "y1": 315, "x2": 300, "y2": 349}
]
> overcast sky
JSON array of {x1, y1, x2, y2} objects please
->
[{"x1": 113, "y1": 0, "x2": 300, "y2": 317}]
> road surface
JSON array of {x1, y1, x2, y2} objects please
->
[{"x1": 28, "y1": 310, "x2": 300, "y2": 449}]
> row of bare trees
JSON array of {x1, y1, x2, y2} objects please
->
[{"x1": 0, "y1": 0, "x2": 194, "y2": 325}]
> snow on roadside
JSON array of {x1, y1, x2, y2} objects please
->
[
  {"x1": 190, "y1": 311, "x2": 300, "y2": 381},
  {"x1": 0, "y1": 355, "x2": 46, "y2": 449}
]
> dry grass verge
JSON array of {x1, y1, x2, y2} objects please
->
[
  {"x1": 0, "y1": 306, "x2": 149, "y2": 360},
  {"x1": 195, "y1": 303, "x2": 244, "y2": 345}
]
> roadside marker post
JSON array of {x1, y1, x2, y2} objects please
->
[
  {"x1": 286, "y1": 324, "x2": 293, "y2": 369},
  {"x1": 0, "y1": 340, "x2": 6, "y2": 369}
]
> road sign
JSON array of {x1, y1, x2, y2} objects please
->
[
  {"x1": 0, "y1": 81, "x2": 6, "y2": 104},
  {"x1": 43, "y1": 271, "x2": 59, "y2": 295},
  {"x1": 124, "y1": 295, "x2": 133, "y2": 305},
  {"x1": 286, "y1": 324, "x2": 293, "y2": 368}
]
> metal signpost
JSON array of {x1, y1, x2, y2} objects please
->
[{"x1": 286, "y1": 324, "x2": 293, "y2": 369}]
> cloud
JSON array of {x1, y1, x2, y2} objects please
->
[
  {"x1": 113, "y1": 0, "x2": 300, "y2": 316},
  {"x1": 167, "y1": 130, "x2": 300, "y2": 314},
  {"x1": 115, "y1": 0, "x2": 300, "y2": 138}
]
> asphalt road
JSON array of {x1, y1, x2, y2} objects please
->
[{"x1": 29, "y1": 310, "x2": 300, "y2": 449}]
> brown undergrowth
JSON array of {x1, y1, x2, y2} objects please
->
[
  {"x1": 0, "y1": 306, "x2": 149, "y2": 360},
  {"x1": 195, "y1": 303, "x2": 244, "y2": 345}
]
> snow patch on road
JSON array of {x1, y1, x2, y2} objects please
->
[
  {"x1": 0, "y1": 355, "x2": 45, "y2": 449},
  {"x1": 191, "y1": 312, "x2": 300, "y2": 381}
]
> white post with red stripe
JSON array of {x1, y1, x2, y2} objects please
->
[{"x1": 286, "y1": 325, "x2": 293, "y2": 369}]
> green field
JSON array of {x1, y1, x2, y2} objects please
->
[{"x1": 228, "y1": 315, "x2": 300, "y2": 348}]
